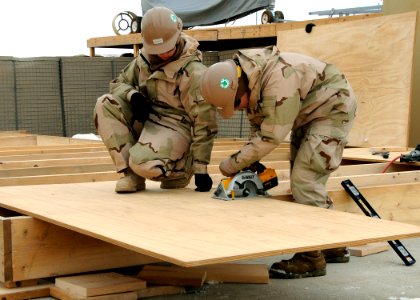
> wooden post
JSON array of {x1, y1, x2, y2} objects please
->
[
  {"x1": 89, "y1": 47, "x2": 95, "y2": 58},
  {"x1": 133, "y1": 44, "x2": 140, "y2": 57}
]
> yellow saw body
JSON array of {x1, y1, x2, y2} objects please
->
[{"x1": 213, "y1": 168, "x2": 278, "y2": 200}]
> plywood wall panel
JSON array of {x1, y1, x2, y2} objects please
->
[{"x1": 277, "y1": 12, "x2": 417, "y2": 147}]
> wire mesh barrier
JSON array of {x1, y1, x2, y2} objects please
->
[
  {"x1": 0, "y1": 58, "x2": 16, "y2": 131},
  {"x1": 0, "y1": 53, "x2": 250, "y2": 138},
  {"x1": 15, "y1": 58, "x2": 63, "y2": 136}
]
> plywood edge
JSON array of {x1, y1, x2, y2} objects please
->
[
  {"x1": 0, "y1": 217, "x2": 12, "y2": 282},
  {"x1": 9, "y1": 216, "x2": 159, "y2": 282},
  {"x1": 1, "y1": 181, "x2": 420, "y2": 268},
  {"x1": 0, "y1": 282, "x2": 52, "y2": 298}
]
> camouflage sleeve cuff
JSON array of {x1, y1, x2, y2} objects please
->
[
  {"x1": 193, "y1": 162, "x2": 208, "y2": 174},
  {"x1": 127, "y1": 90, "x2": 138, "y2": 102}
]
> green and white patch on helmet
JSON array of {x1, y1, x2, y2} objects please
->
[{"x1": 220, "y1": 78, "x2": 230, "y2": 89}]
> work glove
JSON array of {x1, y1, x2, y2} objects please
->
[
  {"x1": 247, "y1": 161, "x2": 266, "y2": 174},
  {"x1": 130, "y1": 92, "x2": 149, "y2": 123},
  {"x1": 194, "y1": 173, "x2": 213, "y2": 192},
  {"x1": 219, "y1": 158, "x2": 239, "y2": 177}
]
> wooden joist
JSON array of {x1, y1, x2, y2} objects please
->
[
  {"x1": 0, "y1": 144, "x2": 106, "y2": 156},
  {"x1": 0, "y1": 134, "x2": 102, "y2": 147},
  {"x1": 0, "y1": 134, "x2": 420, "y2": 227}
]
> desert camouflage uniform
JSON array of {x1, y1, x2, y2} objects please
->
[
  {"x1": 94, "y1": 33, "x2": 217, "y2": 184},
  {"x1": 226, "y1": 46, "x2": 357, "y2": 208}
]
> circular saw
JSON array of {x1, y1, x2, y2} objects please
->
[{"x1": 212, "y1": 163, "x2": 278, "y2": 201}]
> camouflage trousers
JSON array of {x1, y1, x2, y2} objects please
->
[
  {"x1": 290, "y1": 117, "x2": 354, "y2": 209},
  {"x1": 94, "y1": 94, "x2": 192, "y2": 182}
]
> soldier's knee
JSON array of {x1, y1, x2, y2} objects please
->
[{"x1": 129, "y1": 160, "x2": 165, "y2": 180}]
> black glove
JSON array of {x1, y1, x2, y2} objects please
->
[
  {"x1": 194, "y1": 173, "x2": 213, "y2": 192},
  {"x1": 247, "y1": 161, "x2": 266, "y2": 174},
  {"x1": 130, "y1": 92, "x2": 149, "y2": 123}
]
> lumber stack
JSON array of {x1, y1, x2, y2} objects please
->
[{"x1": 1, "y1": 264, "x2": 269, "y2": 300}]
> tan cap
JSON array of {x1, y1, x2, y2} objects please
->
[
  {"x1": 200, "y1": 60, "x2": 238, "y2": 118},
  {"x1": 141, "y1": 7, "x2": 183, "y2": 55}
]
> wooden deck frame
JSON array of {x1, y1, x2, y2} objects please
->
[{"x1": 0, "y1": 133, "x2": 420, "y2": 284}]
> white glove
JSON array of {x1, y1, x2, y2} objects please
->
[{"x1": 219, "y1": 158, "x2": 239, "y2": 177}]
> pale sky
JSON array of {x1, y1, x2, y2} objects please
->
[{"x1": 0, "y1": 0, "x2": 382, "y2": 58}]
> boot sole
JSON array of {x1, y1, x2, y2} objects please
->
[
  {"x1": 115, "y1": 185, "x2": 145, "y2": 193},
  {"x1": 160, "y1": 183, "x2": 188, "y2": 189},
  {"x1": 269, "y1": 268, "x2": 326, "y2": 279},
  {"x1": 325, "y1": 256, "x2": 350, "y2": 263}
]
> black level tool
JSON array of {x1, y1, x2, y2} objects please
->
[{"x1": 341, "y1": 179, "x2": 416, "y2": 266}]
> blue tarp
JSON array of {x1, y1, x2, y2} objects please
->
[{"x1": 141, "y1": 0, "x2": 274, "y2": 27}]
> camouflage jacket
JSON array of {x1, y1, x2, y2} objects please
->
[
  {"x1": 229, "y1": 46, "x2": 357, "y2": 171},
  {"x1": 109, "y1": 33, "x2": 217, "y2": 173}
]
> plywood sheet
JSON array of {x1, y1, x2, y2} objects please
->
[
  {"x1": 0, "y1": 181, "x2": 419, "y2": 267},
  {"x1": 277, "y1": 12, "x2": 417, "y2": 148}
]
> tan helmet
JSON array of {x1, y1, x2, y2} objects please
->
[
  {"x1": 141, "y1": 7, "x2": 183, "y2": 55},
  {"x1": 200, "y1": 60, "x2": 238, "y2": 118}
]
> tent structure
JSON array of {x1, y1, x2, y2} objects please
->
[{"x1": 141, "y1": 0, "x2": 275, "y2": 27}]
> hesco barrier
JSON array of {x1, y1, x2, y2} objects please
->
[{"x1": 0, "y1": 53, "x2": 249, "y2": 138}]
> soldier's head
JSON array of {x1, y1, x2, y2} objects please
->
[
  {"x1": 141, "y1": 6, "x2": 183, "y2": 55},
  {"x1": 200, "y1": 59, "x2": 248, "y2": 118}
]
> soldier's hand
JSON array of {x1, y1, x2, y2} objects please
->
[
  {"x1": 130, "y1": 92, "x2": 149, "y2": 123},
  {"x1": 194, "y1": 173, "x2": 213, "y2": 192},
  {"x1": 249, "y1": 161, "x2": 266, "y2": 174}
]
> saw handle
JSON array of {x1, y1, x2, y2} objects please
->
[{"x1": 246, "y1": 161, "x2": 266, "y2": 174}]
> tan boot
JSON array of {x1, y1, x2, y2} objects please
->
[
  {"x1": 115, "y1": 169, "x2": 146, "y2": 193},
  {"x1": 160, "y1": 170, "x2": 193, "y2": 189},
  {"x1": 269, "y1": 251, "x2": 327, "y2": 279},
  {"x1": 322, "y1": 247, "x2": 350, "y2": 263}
]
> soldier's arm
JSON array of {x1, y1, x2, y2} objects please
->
[
  {"x1": 180, "y1": 62, "x2": 218, "y2": 174},
  {"x1": 109, "y1": 59, "x2": 141, "y2": 103},
  {"x1": 227, "y1": 91, "x2": 300, "y2": 171}
]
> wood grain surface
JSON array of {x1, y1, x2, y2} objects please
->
[
  {"x1": 277, "y1": 12, "x2": 417, "y2": 147},
  {"x1": 0, "y1": 181, "x2": 419, "y2": 267}
]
